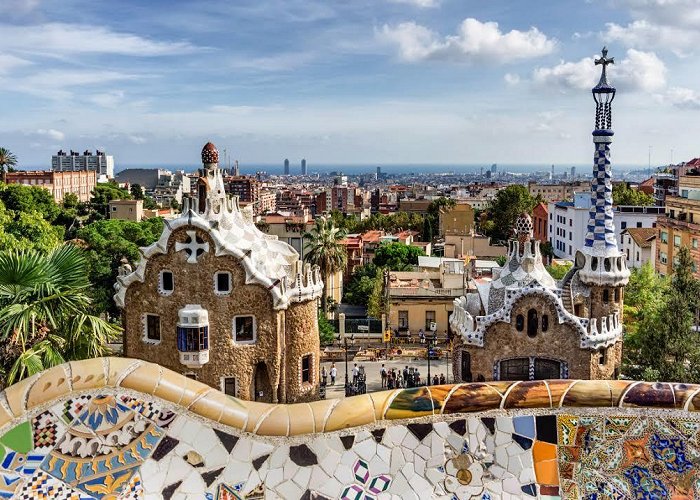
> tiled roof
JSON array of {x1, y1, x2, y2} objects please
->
[{"x1": 623, "y1": 227, "x2": 657, "y2": 248}]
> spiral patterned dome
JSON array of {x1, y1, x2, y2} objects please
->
[{"x1": 201, "y1": 142, "x2": 219, "y2": 165}]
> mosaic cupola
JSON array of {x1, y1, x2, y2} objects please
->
[
  {"x1": 575, "y1": 48, "x2": 630, "y2": 287},
  {"x1": 197, "y1": 141, "x2": 226, "y2": 213}
]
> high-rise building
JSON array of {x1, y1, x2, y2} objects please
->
[
  {"x1": 571, "y1": 166, "x2": 576, "y2": 179},
  {"x1": 301, "y1": 158, "x2": 307, "y2": 175},
  {"x1": 233, "y1": 160, "x2": 240, "y2": 177},
  {"x1": 490, "y1": 163, "x2": 497, "y2": 174},
  {"x1": 376, "y1": 166, "x2": 381, "y2": 179},
  {"x1": 52, "y1": 149, "x2": 114, "y2": 180},
  {"x1": 284, "y1": 158, "x2": 290, "y2": 175}
]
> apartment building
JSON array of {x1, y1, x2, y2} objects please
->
[{"x1": 6, "y1": 169, "x2": 96, "y2": 203}]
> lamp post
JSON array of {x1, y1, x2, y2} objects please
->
[
  {"x1": 427, "y1": 321, "x2": 437, "y2": 385},
  {"x1": 339, "y1": 333, "x2": 355, "y2": 397}
]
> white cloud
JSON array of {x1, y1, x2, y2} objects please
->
[
  {"x1": 0, "y1": 70, "x2": 140, "y2": 100},
  {"x1": 36, "y1": 128, "x2": 65, "y2": 141},
  {"x1": 0, "y1": 54, "x2": 32, "y2": 73},
  {"x1": 605, "y1": 1, "x2": 700, "y2": 54},
  {"x1": 0, "y1": 23, "x2": 202, "y2": 57},
  {"x1": 665, "y1": 86, "x2": 700, "y2": 109},
  {"x1": 532, "y1": 49, "x2": 666, "y2": 93},
  {"x1": 88, "y1": 91, "x2": 126, "y2": 108},
  {"x1": 504, "y1": 73, "x2": 520, "y2": 85},
  {"x1": 387, "y1": 0, "x2": 440, "y2": 8},
  {"x1": 379, "y1": 18, "x2": 555, "y2": 63}
]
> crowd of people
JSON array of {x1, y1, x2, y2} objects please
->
[{"x1": 380, "y1": 364, "x2": 446, "y2": 389}]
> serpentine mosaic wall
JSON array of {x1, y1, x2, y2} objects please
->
[{"x1": 0, "y1": 358, "x2": 698, "y2": 499}]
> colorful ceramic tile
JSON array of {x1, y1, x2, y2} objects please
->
[
  {"x1": 13, "y1": 470, "x2": 89, "y2": 500},
  {"x1": 442, "y1": 384, "x2": 502, "y2": 415},
  {"x1": 0, "y1": 422, "x2": 32, "y2": 455},
  {"x1": 621, "y1": 382, "x2": 675, "y2": 408}
]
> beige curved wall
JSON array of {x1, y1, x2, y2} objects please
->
[{"x1": 0, "y1": 357, "x2": 697, "y2": 499}]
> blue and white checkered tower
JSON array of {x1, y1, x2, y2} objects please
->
[{"x1": 575, "y1": 48, "x2": 629, "y2": 287}]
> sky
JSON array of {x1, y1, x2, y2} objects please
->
[{"x1": 2, "y1": 0, "x2": 700, "y2": 169}]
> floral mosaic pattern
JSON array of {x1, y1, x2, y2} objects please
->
[{"x1": 1, "y1": 359, "x2": 700, "y2": 498}]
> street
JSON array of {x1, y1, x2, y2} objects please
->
[{"x1": 320, "y1": 357, "x2": 454, "y2": 399}]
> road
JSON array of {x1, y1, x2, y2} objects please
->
[{"x1": 320, "y1": 357, "x2": 453, "y2": 399}]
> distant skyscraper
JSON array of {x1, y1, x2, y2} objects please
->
[
  {"x1": 376, "y1": 166, "x2": 381, "y2": 178},
  {"x1": 571, "y1": 166, "x2": 576, "y2": 179},
  {"x1": 233, "y1": 160, "x2": 240, "y2": 177},
  {"x1": 284, "y1": 158, "x2": 290, "y2": 175},
  {"x1": 550, "y1": 164, "x2": 555, "y2": 180},
  {"x1": 490, "y1": 163, "x2": 497, "y2": 174},
  {"x1": 301, "y1": 158, "x2": 307, "y2": 175}
]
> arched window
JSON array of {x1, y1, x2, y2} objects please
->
[
  {"x1": 614, "y1": 288, "x2": 620, "y2": 302},
  {"x1": 516, "y1": 314, "x2": 524, "y2": 332},
  {"x1": 527, "y1": 309, "x2": 538, "y2": 338},
  {"x1": 603, "y1": 289, "x2": 610, "y2": 303},
  {"x1": 541, "y1": 314, "x2": 549, "y2": 332}
]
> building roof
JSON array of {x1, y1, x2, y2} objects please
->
[
  {"x1": 417, "y1": 256, "x2": 463, "y2": 269},
  {"x1": 622, "y1": 227, "x2": 657, "y2": 248},
  {"x1": 473, "y1": 259, "x2": 500, "y2": 269},
  {"x1": 361, "y1": 230, "x2": 384, "y2": 243}
]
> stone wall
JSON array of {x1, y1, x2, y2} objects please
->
[
  {"x1": 1, "y1": 358, "x2": 699, "y2": 499},
  {"x1": 455, "y1": 294, "x2": 602, "y2": 381},
  {"x1": 123, "y1": 227, "x2": 320, "y2": 403}
]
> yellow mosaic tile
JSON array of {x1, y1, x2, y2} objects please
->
[
  {"x1": 309, "y1": 399, "x2": 338, "y2": 432},
  {"x1": 118, "y1": 361, "x2": 160, "y2": 395},
  {"x1": 189, "y1": 390, "x2": 227, "y2": 422},
  {"x1": 179, "y1": 377, "x2": 211, "y2": 408},
  {"x1": 324, "y1": 395, "x2": 375, "y2": 432},
  {"x1": 218, "y1": 397, "x2": 249, "y2": 429},
  {"x1": 26, "y1": 365, "x2": 71, "y2": 410},
  {"x1": 152, "y1": 368, "x2": 187, "y2": 404},
  {"x1": 254, "y1": 404, "x2": 290, "y2": 436},
  {"x1": 287, "y1": 403, "x2": 315, "y2": 435},
  {"x1": 368, "y1": 389, "x2": 399, "y2": 420},
  {"x1": 105, "y1": 357, "x2": 140, "y2": 387},
  {"x1": 3, "y1": 373, "x2": 40, "y2": 417},
  {"x1": 243, "y1": 400, "x2": 277, "y2": 434},
  {"x1": 69, "y1": 359, "x2": 106, "y2": 392}
]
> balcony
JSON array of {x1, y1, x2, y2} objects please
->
[
  {"x1": 614, "y1": 205, "x2": 665, "y2": 215},
  {"x1": 177, "y1": 305, "x2": 210, "y2": 368}
]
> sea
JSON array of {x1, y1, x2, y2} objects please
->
[{"x1": 115, "y1": 163, "x2": 648, "y2": 177}]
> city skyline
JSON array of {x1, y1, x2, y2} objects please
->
[{"x1": 1, "y1": 0, "x2": 699, "y2": 167}]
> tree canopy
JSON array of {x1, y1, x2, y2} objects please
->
[
  {"x1": 624, "y1": 248, "x2": 700, "y2": 382},
  {"x1": 75, "y1": 218, "x2": 164, "y2": 317},
  {"x1": 373, "y1": 242, "x2": 425, "y2": 270},
  {"x1": 613, "y1": 183, "x2": 654, "y2": 206},
  {"x1": 483, "y1": 185, "x2": 537, "y2": 242}
]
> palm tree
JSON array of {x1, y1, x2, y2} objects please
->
[
  {"x1": 0, "y1": 244, "x2": 120, "y2": 386},
  {"x1": 303, "y1": 217, "x2": 347, "y2": 314},
  {"x1": 0, "y1": 148, "x2": 17, "y2": 184}
]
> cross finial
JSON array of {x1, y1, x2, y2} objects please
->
[{"x1": 595, "y1": 46, "x2": 614, "y2": 68}]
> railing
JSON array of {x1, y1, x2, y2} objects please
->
[
  {"x1": 614, "y1": 205, "x2": 665, "y2": 214},
  {"x1": 658, "y1": 215, "x2": 700, "y2": 231},
  {"x1": 388, "y1": 287, "x2": 464, "y2": 297}
]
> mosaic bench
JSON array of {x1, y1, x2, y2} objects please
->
[{"x1": 0, "y1": 357, "x2": 697, "y2": 499}]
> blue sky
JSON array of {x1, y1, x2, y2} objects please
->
[{"x1": 1, "y1": 0, "x2": 699, "y2": 168}]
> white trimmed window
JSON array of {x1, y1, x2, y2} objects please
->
[
  {"x1": 159, "y1": 270, "x2": 174, "y2": 295},
  {"x1": 214, "y1": 271, "x2": 232, "y2": 295},
  {"x1": 233, "y1": 316, "x2": 256, "y2": 343},
  {"x1": 143, "y1": 313, "x2": 161, "y2": 343}
]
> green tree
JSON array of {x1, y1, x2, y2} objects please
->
[
  {"x1": 545, "y1": 262, "x2": 573, "y2": 280},
  {"x1": 318, "y1": 312, "x2": 336, "y2": 345},
  {"x1": 130, "y1": 184, "x2": 145, "y2": 200},
  {"x1": 613, "y1": 184, "x2": 654, "y2": 206},
  {"x1": 143, "y1": 196, "x2": 159, "y2": 210},
  {"x1": 0, "y1": 245, "x2": 120, "y2": 386},
  {"x1": 373, "y1": 242, "x2": 425, "y2": 270},
  {"x1": 0, "y1": 183, "x2": 61, "y2": 222},
  {"x1": 76, "y1": 218, "x2": 164, "y2": 316},
  {"x1": 484, "y1": 185, "x2": 537, "y2": 242},
  {"x1": 0, "y1": 148, "x2": 17, "y2": 183},
  {"x1": 62, "y1": 192, "x2": 79, "y2": 209},
  {"x1": 367, "y1": 268, "x2": 386, "y2": 319},
  {"x1": 632, "y1": 247, "x2": 700, "y2": 382},
  {"x1": 170, "y1": 198, "x2": 180, "y2": 211},
  {"x1": 303, "y1": 217, "x2": 348, "y2": 313},
  {"x1": 0, "y1": 200, "x2": 63, "y2": 253},
  {"x1": 90, "y1": 183, "x2": 132, "y2": 220}
]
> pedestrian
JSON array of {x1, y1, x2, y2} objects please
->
[
  {"x1": 403, "y1": 365, "x2": 409, "y2": 382},
  {"x1": 321, "y1": 366, "x2": 327, "y2": 385},
  {"x1": 419, "y1": 329, "x2": 425, "y2": 344},
  {"x1": 439, "y1": 373, "x2": 446, "y2": 385},
  {"x1": 352, "y1": 363, "x2": 360, "y2": 383},
  {"x1": 396, "y1": 371, "x2": 403, "y2": 388},
  {"x1": 415, "y1": 370, "x2": 421, "y2": 386},
  {"x1": 330, "y1": 364, "x2": 337, "y2": 385},
  {"x1": 380, "y1": 364, "x2": 387, "y2": 388},
  {"x1": 433, "y1": 374, "x2": 439, "y2": 386}
]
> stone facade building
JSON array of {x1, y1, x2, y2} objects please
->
[
  {"x1": 450, "y1": 49, "x2": 630, "y2": 382},
  {"x1": 114, "y1": 142, "x2": 324, "y2": 403}
]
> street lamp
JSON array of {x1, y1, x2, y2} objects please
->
[
  {"x1": 338, "y1": 333, "x2": 355, "y2": 396},
  {"x1": 427, "y1": 321, "x2": 437, "y2": 385}
]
